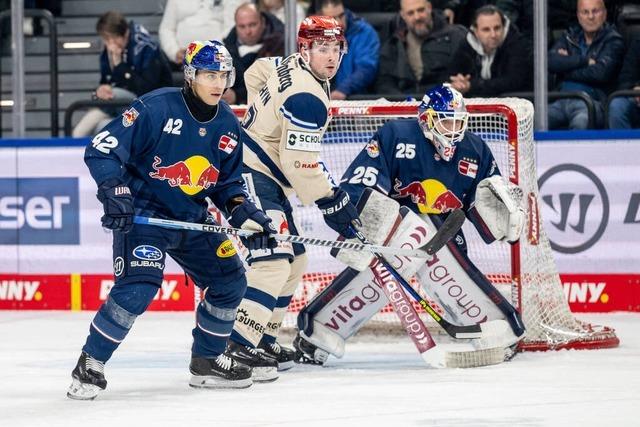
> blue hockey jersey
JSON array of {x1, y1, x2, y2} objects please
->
[
  {"x1": 340, "y1": 118, "x2": 500, "y2": 217},
  {"x1": 85, "y1": 87, "x2": 246, "y2": 222}
]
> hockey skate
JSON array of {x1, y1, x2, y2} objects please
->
[
  {"x1": 67, "y1": 351, "x2": 108, "y2": 400},
  {"x1": 293, "y1": 333, "x2": 329, "y2": 365},
  {"x1": 258, "y1": 341, "x2": 295, "y2": 371},
  {"x1": 227, "y1": 340, "x2": 279, "y2": 382},
  {"x1": 189, "y1": 352, "x2": 253, "y2": 389}
]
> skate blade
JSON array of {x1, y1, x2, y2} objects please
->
[
  {"x1": 277, "y1": 360, "x2": 295, "y2": 372},
  {"x1": 67, "y1": 378, "x2": 101, "y2": 400},
  {"x1": 189, "y1": 375, "x2": 253, "y2": 389},
  {"x1": 252, "y1": 367, "x2": 279, "y2": 383}
]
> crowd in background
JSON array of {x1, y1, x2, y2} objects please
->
[{"x1": 4, "y1": 0, "x2": 637, "y2": 132}]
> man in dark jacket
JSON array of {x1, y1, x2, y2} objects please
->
[
  {"x1": 375, "y1": 0, "x2": 467, "y2": 97},
  {"x1": 72, "y1": 11, "x2": 172, "y2": 137},
  {"x1": 547, "y1": 0, "x2": 624, "y2": 129},
  {"x1": 319, "y1": 0, "x2": 380, "y2": 99},
  {"x1": 223, "y1": 2, "x2": 284, "y2": 104},
  {"x1": 447, "y1": 5, "x2": 531, "y2": 96},
  {"x1": 608, "y1": 36, "x2": 640, "y2": 129}
]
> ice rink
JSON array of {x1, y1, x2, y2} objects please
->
[{"x1": 1, "y1": 311, "x2": 637, "y2": 427}]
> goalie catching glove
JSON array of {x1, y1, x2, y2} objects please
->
[{"x1": 472, "y1": 175, "x2": 525, "y2": 243}]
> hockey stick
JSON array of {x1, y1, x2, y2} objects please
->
[
  {"x1": 352, "y1": 209, "x2": 488, "y2": 340},
  {"x1": 133, "y1": 215, "x2": 435, "y2": 259}
]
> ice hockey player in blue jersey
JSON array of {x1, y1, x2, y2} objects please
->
[
  {"x1": 293, "y1": 84, "x2": 526, "y2": 364},
  {"x1": 67, "y1": 40, "x2": 277, "y2": 399}
]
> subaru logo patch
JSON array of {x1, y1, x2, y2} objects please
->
[{"x1": 132, "y1": 245, "x2": 163, "y2": 261}]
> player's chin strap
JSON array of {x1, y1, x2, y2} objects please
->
[{"x1": 132, "y1": 216, "x2": 434, "y2": 259}]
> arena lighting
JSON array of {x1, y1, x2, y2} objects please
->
[
  {"x1": 0, "y1": 100, "x2": 14, "y2": 107},
  {"x1": 62, "y1": 42, "x2": 91, "y2": 49}
]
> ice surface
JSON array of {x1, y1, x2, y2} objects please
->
[{"x1": 0, "y1": 311, "x2": 637, "y2": 427}]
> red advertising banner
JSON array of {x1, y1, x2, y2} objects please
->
[
  {"x1": 0, "y1": 274, "x2": 71, "y2": 310},
  {"x1": 1, "y1": 273, "x2": 639, "y2": 313},
  {"x1": 562, "y1": 274, "x2": 640, "y2": 312},
  {"x1": 80, "y1": 274, "x2": 195, "y2": 311}
]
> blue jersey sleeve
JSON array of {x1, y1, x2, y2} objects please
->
[
  {"x1": 84, "y1": 97, "x2": 156, "y2": 186},
  {"x1": 280, "y1": 93, "x2": 328, "y2": 131},
  {"x1": 208, "y1": 106, "x2": 248, "y2": 213},
  {"x1": 464, "y1": 133, "x2": 501, "y2": 208},
  {"x1": 339, "y1": 125, "x2": 394, "y2": 205}
]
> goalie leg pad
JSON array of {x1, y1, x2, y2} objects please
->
[{"x1": 413, "y1": 213, "x2": 526, "y2": 345}]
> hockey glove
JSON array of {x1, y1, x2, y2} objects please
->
[
  {"x1": 228, "y1": 199, "x2": 278, "y2": 251},
  {"x1": 316, "y1": 188, "x2": 361, "y2": 239},
  {"x1": 96, "y1": 178, "x2": 134, "y2": 233}
]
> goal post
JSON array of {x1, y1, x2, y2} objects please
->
[{"x1": 231, "y1": 99, "x2": 619, "y2": 352}]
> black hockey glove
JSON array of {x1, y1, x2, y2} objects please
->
[
  {"x1": 228, "y1": 199, "x2": 278, "y2": 251},
  {"x1": 316, "y1": 188, "x2": 361, "y2": 239},
  {"x1": 96, "y1": 178, "x2": 134, "y2": 233}
]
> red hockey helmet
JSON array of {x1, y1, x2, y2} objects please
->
[{"x1": 297, "y1": 15, "x2": 347, "y2": 53}]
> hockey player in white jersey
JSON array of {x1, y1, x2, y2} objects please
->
[{"x1": 226, "y1": 16, "x2": 361, "y2": 381}]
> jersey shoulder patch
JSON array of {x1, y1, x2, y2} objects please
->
[{"x1": 280, "y1": 92, "x2": 328, "y2": 131}]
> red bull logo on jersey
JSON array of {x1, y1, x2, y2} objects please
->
[
  {"x1": 149, "y1": 155, "x2": 220, "y2": 195},
  {"x1": 121, "y1": 107, "x2": 139, "y2": 127},
  {"x1": 392, "y1": 178, "x2": 463, "y2": 214}
]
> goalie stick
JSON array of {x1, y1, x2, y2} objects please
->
[
  {"x1": 351, "y1": 209, "x2": 491, "y2": 340},
  {"x1": 133, "y1": 215, "x2": 435, "y2": 259}
]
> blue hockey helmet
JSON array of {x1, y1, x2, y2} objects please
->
[
  {"x1": 417, "y1": 84, "x2": 469, "y2": 162},
  {"x1": 184, "y1": 40, "x2": 235, "y2": 88}
]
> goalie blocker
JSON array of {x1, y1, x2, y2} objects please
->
[{"x1": 294, "y1": 187, "x2": 525, "y2": 365}]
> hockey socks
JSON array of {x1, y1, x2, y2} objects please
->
[{"x1": 82, "y1": 282, "x2": 158, "y2": 362}]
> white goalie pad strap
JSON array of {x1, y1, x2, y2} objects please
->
[
  {"x1": 334, "y1": 189, "x2": 401, "y2": 271},
  {"x1": 474, "y1": 175, "x2": 525, "y2": 243}
]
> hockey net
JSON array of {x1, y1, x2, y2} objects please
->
[{"x1": 233, "y1": 99, "x2": 619, "y2": 351}]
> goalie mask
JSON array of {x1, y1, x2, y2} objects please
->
[
  {"x1": 418, "y1": 84, "x2": 469, "y2": 162},
  {"x1": 298, "y1": 16, "x2": 348, "y2": 80},
  {"x1": 183, "y1": 40, "x2": 236, "y2": 88}
]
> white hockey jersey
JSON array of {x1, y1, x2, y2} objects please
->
[{"x1": 240, "y1": 54, "x2": 335, "y2": 205}]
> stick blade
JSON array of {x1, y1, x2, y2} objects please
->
[{"x1": 424, "y1": 209, "x2": 466, "y2": 255}]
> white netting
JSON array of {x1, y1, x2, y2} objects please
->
[{"x1": 235, "y1": 99, "x2": 619, "y2": 351}]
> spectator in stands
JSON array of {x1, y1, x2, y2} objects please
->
[
  {"x1": 223, "y1": 2, "x2": 284, "y2": 104},
  {"x1": 72, "y1": 11, "x2": 172, "y2": 137},
  {"x1": 159, "y1": 0, "x2": 243, "y2": 70},
  {"x1": 376, "y1": 0, "x2": 467, "y2": 96},
  {"x1": 257, "y1": 0, "x2": 306, "y2": 28},
  {"x1": 608, "y1": 36, "x2": 640, "y2": 129},
  {"x1": 547, "y1": 0, "x2": 624, "y2": 129},
  {"x1": 447, "y1": 5, "x2": 532, "y2": 96},
  {"x1": 318, "y1": 0, "x2": 380, "y2": 100}
]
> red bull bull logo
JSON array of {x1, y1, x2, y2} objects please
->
[
  {"x1": 121, "y1": 107, "x2": 139, "y2": 127},
  {"x1": 149, "y1": 155, "x2": 220, "y2": 195},
  {"x1": 392, "y1": 178, "x2": 463, "y2": 214}
]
